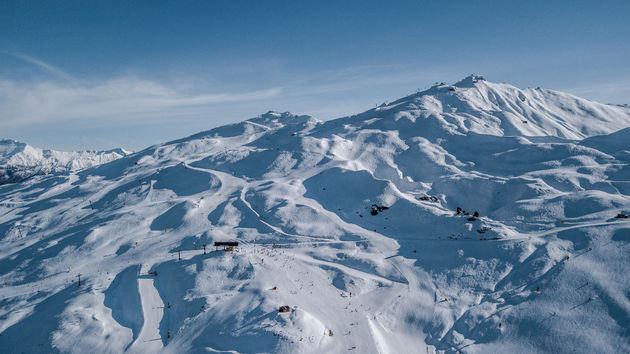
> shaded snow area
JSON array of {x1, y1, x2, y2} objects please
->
[
  {"x1": 1, "y1": 77, "x2": 630, "y2": 353},
  {"x1": 0, "y1": 139, "x2": 128, "y2": 185}
]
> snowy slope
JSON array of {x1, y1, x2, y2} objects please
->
[
  {"x1": 0, "y1": 139, "x2": 129, "y2": 185},
  {"x1": 1, "y1": 77, "x2": 630, "y2": 353}
]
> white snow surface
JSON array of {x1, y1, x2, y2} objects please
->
[
  {"x1": 0, "y1": 139, "x2": 128, "y2": 184},
  {"x1": 1, "y1": 76, "x2": 630, "y2": 353}
]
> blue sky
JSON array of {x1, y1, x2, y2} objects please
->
[{"x1": 1, "y1": 0, "x2": 629, "y2": 151}]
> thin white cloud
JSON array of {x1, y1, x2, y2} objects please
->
[
  {"x1": 0, "y1": 77, "x2": 282, "y2": 128},
  {"x1": 0, "y1": 63, "x2": 445, "y2": 130},
  {"x1": 560, "y1": 81, "x2": 630, "y2": 105},
  {"x1": 6, "y1": 52, "x2": 75, "y2": 81},
  {"x1": 283, "y1": 64, "x2": 458, "y2": 100}
]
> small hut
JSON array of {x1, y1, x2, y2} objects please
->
[{"x1": 214, "y1": 241, "x2": 239, "y2": 251}]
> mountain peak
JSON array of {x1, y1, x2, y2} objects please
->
[
  {"x1": 248, "y1": 110, "x2": 318, "y2": 128},
  {"x1": 257, "y1": 110, "x2": 305, "y2": 121},
  {"x1": 453, "y1": 74, "x2": 487, "y2": 87},
  {"x1": 0, "y1": 139, "x2": 27, "y2": 157}
]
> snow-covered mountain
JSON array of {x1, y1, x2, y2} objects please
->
[
  {"x1": 1, "y1": 76, "x2": 630, "y2": 353},
  {"x1": 0, "y1": 139, "x2": 129, "y2": 185},
  {"x1": 359, "y1": 75, "x2": 630, "y2": 139}
]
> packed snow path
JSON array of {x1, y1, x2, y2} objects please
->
[{"x1": 128, "y1": 277, "x2": 164, "y2": 353}]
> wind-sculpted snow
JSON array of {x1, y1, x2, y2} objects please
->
[{"x1": 1, "y1": 77, "x2": 630, "y2": 353}]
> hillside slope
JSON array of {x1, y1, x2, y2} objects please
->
[{"x1": 1, "y1": 77, "x2": 629, "y2": 353}]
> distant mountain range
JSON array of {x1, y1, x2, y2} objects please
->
[{"x1": 0, "y1": 139, "x2": 129, "y2": 184}]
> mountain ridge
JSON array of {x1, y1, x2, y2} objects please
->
[
  {"x1": 345, "y1": 74, "x2": 630, "y2": 141},
  {"x1": 0, "y1": 139, "x2": 129, "y2": 185}
]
